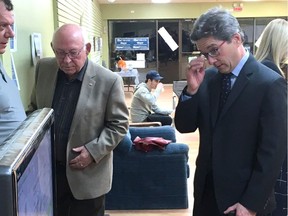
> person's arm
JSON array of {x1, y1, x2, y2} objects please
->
[
  {"x1": 237, "y1": 77, "x2": 287, "y2": 213},
  {"x1": 151, "y1": 104, "x2": 173, "y2": 115},
  {"x1": 26, "y1": 60, "x2": 41, "y2": 114},
  {"x1": 185, "y1": 56, "x2": 206, "y2": 94},
  {"x1": 174, "y1": 56, "x2": 206, "y2": 133},
  {"x1": 84, "y1": 75, "x2": 129, "y2": 164},
  {"x1": 136, "y1": 86, "x2": 158, "y2": 106},
  {"x1": 174, "y1": 86, "x2": 200, "y2": 133}
]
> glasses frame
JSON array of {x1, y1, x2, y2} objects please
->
[
  {"x1": 200, "y1": 41, "x2": 226, "y2": 59},
  {"x1": 54, "y1": 46, "x2": 85, "y2": 59}
]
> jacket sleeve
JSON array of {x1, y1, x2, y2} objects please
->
[
  {"x1": 240, "y1": 77, "x2": 287, "y2": 212},
  {"x1": 174, "y1": 86, "x2": 200, "y2": 133},
  {"x1": 135, "y1": 87, "x2": 159, "y2": 106},
  {"x1": 26, "y1": 60, "x2": 41, "y2": 113},
  {"x1": 85, "y1": 75, "x2": 129, "y2": 163}
]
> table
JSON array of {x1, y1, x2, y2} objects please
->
[{"x1": 115, "y1": 69, "x2": 139, "y2": 92}]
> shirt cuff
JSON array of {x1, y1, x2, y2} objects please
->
[{"x1": 180, "y1": 87, "x2": 193, "y2": 101}]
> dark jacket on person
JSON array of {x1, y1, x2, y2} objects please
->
[
  {"x1": 175, "y1": 54, "x2": 287, "y2": 214},
  {"x1": 261, "y1": 57, "x2": 287, "y2": 216}
]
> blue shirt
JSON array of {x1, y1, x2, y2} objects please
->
[
  {"x1": 230, "y1": 50, "x2": 249, "y2": 88},
  {"x1": 0, "y1": 62, "x2": 26, "y2": 143}
]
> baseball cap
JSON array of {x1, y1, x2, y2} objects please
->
[{"x1": 146, "y1": 70, "x2": 163, "y2": 80}]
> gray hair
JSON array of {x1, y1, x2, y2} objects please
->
[
  {"x1": 190, "y1": 7, "x2": 244, "y2": 43},
  {"x1": 1, "y1": 0, "x2": 13, "y2": 10}
]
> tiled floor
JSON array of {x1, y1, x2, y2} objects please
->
[{"x1": 106, "y1": 84, "x2": 199, "y2": 216}]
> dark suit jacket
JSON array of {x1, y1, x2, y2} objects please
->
[
  {"x1": 261, "y1": 58, "x2": 288, "y2": 216},
  {"x1": 261, "y1": 58, "x2": 281, "y2": 75},
  {"x1": 28, "y1": 58, "x2": 129, "y2": 199},
  {"x1": 175, "y1": 54, "x2": 287, "y2": 214}
]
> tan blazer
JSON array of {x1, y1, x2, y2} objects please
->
[{"x1": 28, "y1": 58, "x2": 129, "y2": 199}]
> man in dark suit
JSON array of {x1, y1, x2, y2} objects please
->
[
  {"x1": 28, "y1": 24, "x2": 129, "y2": 216},
  {"x1": 174, "y1": 7, "x2": 287, "y2": 216}
]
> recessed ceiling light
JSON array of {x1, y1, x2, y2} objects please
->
[
  {"x1": 151, "y1": 0, "x2": 171, "y2": 3},
  {"x1": 108, "y1": 0, "x2": 115, "y2": 3}
]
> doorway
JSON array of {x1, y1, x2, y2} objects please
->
[
  {"x1": 157, "y1": 20, "x2": 179, "y2": 83},
  {"x1": 109, "y1": 19, "x2": 181, "y2": 84}
]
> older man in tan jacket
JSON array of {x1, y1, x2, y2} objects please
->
[{"x1": 28, "y1": 24, "x2": 129, "y2": 216}]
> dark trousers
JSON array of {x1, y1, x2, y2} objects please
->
[
  {"x1": 147, "y1": 113, "x2": 172, "y2": 125},
  {"x1": 56, "y1": 163, "x2": 105, "y2": 216},
  {"x1": 193, "y1": 171, "x2": 273, "y2": 216},
  {"x1": 193, "y1": 172, "x2": 223, "y2": 216}
]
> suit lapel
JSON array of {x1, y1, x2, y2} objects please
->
[
  {"x1": 217, "y1": 56, "x2": 254, "y2": 121},
  {"x1": 69, "y1": 61, "x2": 97, "y2": 139},
  {"x1": 219, "y1": 72, "x2": 249, "y2": 117}
]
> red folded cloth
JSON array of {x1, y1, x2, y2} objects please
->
[{"x1": 133, "y1": 136, "x2": 172, "y2": 152}]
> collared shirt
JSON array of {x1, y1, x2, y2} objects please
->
[
  {"x1": 230, "y1": 50, "x2": 249, "y2": 88},
  {"x1": 52, "y1": 60, "x2": 87, "y2": 162},
  {"x1": 0, "y1": 62, "x2": 26, "y2": 144}
]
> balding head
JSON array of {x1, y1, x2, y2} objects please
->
[
  {"x1": 51, "y1": 24, "x2": 88, "y2": 48},
  {"x1": 51, "y1": 24, "x2": 91, "y2": 79}
]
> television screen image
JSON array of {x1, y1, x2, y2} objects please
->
[
  {"x1": 0, "y1": 108, "x2": 55, "y2": 216},
  {"x1": 17, "y1": 130, "x2": 53, "y2": 216}
]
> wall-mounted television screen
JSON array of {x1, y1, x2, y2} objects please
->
[{"x1": 0, "y1": 108, "x2": 55, "y2": 216}]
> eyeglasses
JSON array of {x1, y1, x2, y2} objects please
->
[
  {"x1": 54, "y1": 46, "x2": 85, "y2": 59},
  {"x1": 200, "y1": 41, "x2": 226, "y2": 59}
]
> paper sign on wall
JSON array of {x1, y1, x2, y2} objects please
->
[{"x1": 31, "y1": 33, "x2": 43, "y2": 66}]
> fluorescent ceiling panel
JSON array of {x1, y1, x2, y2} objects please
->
[{"x1": 158, "y1": 27, "x2": 179, "y2": 51}]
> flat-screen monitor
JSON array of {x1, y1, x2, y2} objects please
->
[{"x1": 0, "y1": 108, "x2": 55, "y2": 216}]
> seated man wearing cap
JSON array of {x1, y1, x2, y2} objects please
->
[{"x1": 130, "y1": 70, "x2": 173, "y2": 126}]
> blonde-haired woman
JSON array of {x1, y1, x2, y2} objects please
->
[
  {"x1": 255, "y1": 18, "x2": 288, "y2": 216},
  {"x1": 255, "y1": 18, "x2": 288, "y2": 78}
]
